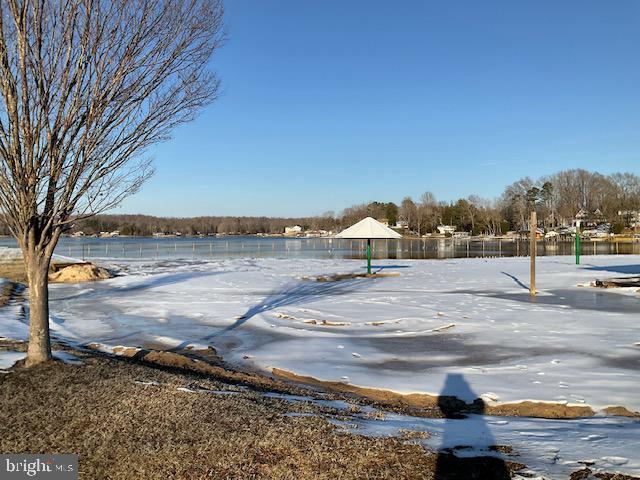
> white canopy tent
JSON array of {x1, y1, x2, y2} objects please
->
[{"x1": 335, "y1": 217, "x2": 402, "y2": 273}]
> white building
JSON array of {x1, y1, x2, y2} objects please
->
[
  {"x1": 284, "y1": 225, "x2": 303, "y2": 236},
  {"x1": 436, "y1": 225, "x2": 456, "y2": 235}
]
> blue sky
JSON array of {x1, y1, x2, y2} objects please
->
[{"x1": 116, "y1": 0, "x2": 640, "y2": 217}]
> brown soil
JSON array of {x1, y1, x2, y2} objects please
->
[
  {"x1": 571, "y1": 468, "x2": 639, "y2": 480},
  {"x1": 48, "y1": 262, "x2": 112, "y2": 283},
  {"x1": 0, "y1": 344, "x2": 528, "y2": 480},
  {"x1": 0, "y1": 258, "x2": 112, "y2": 284},
  {"x1": 272, "y1": 368, "x2": 637, "y2": 419}
]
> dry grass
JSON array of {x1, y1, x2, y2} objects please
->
[
  {"x1": 0, "y1": 347, "x2": 527, "y2": 480},
  {"x1": 0, "y1": 258, "x2": 27, "y2": 283}
]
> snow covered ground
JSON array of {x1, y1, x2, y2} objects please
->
[
  {"x1": 1, "y1": 253, "x2": 639, "y2": 477},
  {"x1": 337, "y1": 410, "x2": 640, "y2": 478}
]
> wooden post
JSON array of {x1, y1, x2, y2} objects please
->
[{"x1": 530, "y1": 211, "x2": 537, "y2": 296}]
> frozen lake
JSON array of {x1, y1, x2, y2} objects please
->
[{"x1": 0, "y1": 235, "x2": 637, "y2": 261}]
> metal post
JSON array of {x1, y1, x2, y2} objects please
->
[
  {"x1": 367, "y1": 238, "x2": 372, "y2": 274},
  {"x1": 530, "y1": 211, "x2": 537, "y2": 296}
]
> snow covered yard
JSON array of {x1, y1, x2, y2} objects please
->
[
  {"x1": 8, "y1": 254, "x2": 636, "y2": 412},
  {"x1": 1, "y1": 253, "x2": 640, "y2": 478}
]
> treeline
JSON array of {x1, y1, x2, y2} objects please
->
[
  {"x1": 0, "y1": 169, "x2": 638, "y2": 237},
  {"x1": 387, "y1": 169, "x2": 640, "y2": 236},
  {"x1": 70, "y1": 213, "x2": 338, "y2": 236}
]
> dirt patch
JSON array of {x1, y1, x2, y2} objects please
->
[
  {"x1": 571, "y1": 468, "x2": 639, "y2": 480},
  {"x1": 602, "y1": 405, "x2": 640, "y2": 417},
  {"x1": 48, "y1": 262, "x2": 112, "y2": 283},
  {"x1": 85, "y1": 345, "x2": 312, "y2": 396},
  {"x1": 0, "y1": 258, "x2": 112, "y2": 284},
  {"x1": 485, "y1": 401, "x2": 595, "y2": 419},
  {"x1": 593, "y1": 277, "x2": 640, "y2": 288},
  {"x1": 272, "y1": 368, "x2": 617, "y2": 419}
]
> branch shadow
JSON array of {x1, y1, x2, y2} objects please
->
[
  {"x1": 435, "y1": 374, "x2": 511, "y2": 480},
  {"x1": 500, "y1": 271, "x2": 528, "y2": 290},
  {"x1": 180, "y1": 274, "x2": 385, "y2": 348}
]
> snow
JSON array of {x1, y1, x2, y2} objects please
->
[
  {"x1": 335, "y1": 217, "x2": 402, "y2": 239},
  {"x1": 0, "y1": 350, "x2": 26, "y2": 369},
  {"x1": 0, "y1": 247, "x2": 22, "y2": 261},
  {"x1": 1, "y1": 253, "x2": 640, "y2": 475},
  {"x1": 335, "y1": 412, "x2": 640, "y2": 478},
  {"x1": 1, "y1": 254, "x2": 638, "y2": 412},
  {"x1": 0, "y1": 350, "x2": 82, "y2": 369}
]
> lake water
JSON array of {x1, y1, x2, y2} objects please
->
[{"x1": 1, "y1": 236, "x2": 637, "y2": 260}]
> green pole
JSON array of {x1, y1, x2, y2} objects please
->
[
  {"x1": 367, "y1": 238, "x2": 372, "y2": 274},
  {"x1": 575, "y1": 227, "x2": 581, "y2": 265}
]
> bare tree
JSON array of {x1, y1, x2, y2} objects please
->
[{"x1": 0, "y1": 0, "x2": 224, "y2": 366}]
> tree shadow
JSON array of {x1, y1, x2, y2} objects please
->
[
  {"x1": 188, "y1": 274, "x2": 383, "y2": 345},
  {"x1": 51, "y1": 271, "x2": 224, "y2": 302},
  {"x1": 371, "y1": 265, "x2": 411, "y2": 270},
  {"x1": 435, "y1": 374, "x2": 511, "y2": 480},
  {"x1": 448, "y1": 288, "x2": 640, "y2": 314},
  {"x1": 581, "y1": 264, "x2": 640, "y2": 275}
]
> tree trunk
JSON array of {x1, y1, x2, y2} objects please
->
[{"x1": 25, "y1": 255, "x2": 52, "y2": 366}]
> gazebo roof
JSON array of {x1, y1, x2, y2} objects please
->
[{"x1": 335, "y1": 217, "x2": 403, "y2": 239}]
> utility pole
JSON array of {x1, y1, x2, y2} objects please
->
[
  {"x1": 530, "y1": 211, "x2": 537, "y2": 296},
  {"x1": 575, "y1": 225, "x2": 581, "y2": 265}
]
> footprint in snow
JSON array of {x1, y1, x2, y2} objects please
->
[
  {"x1": 550, "y1": 359, "x2": 561, "y2": 364},
  {"x1": 581, "y1": 434, "x2": 607, "y2": 441},
  {"x1": 352, "y1": 352, "x2": 361, "y2": 358},
  {"x1": 558, "y1": 382, "x2": 570, "y2": 388}
]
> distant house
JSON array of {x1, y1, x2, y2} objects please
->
[
  {"x1": 284, "y1": 225, "x2": 303, "y2": 236},
  {"x1": 71, "y1": 231, "x2": 85, "y2": 238},
  {"x1": 574, "y1": 209, "x2": 605, "y2": 228},
  {"x1": 618, "y1": 210, "x2": 640, "y2": 228},
  {"x1": 377, "y1": 218, "x2": 389, "y2": 227},
  {"x1": 305, "y1": 229, "x2": 330, "y2": 238},
  {"x1": 436, "y1": 225, "x2": 456, "y2": 235},
  {"x1": 395, "y1": 220, "x2": 409, "y2": 229}
]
